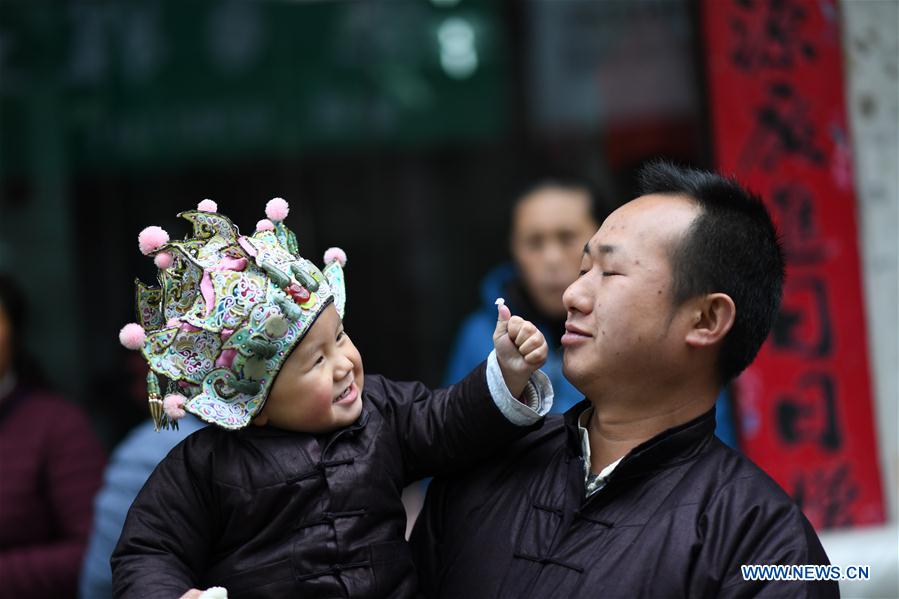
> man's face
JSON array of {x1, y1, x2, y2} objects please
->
[
  {"x1": 561, "y1": 194, "x2": 700, "y2": 395},
  {"x1": 511, "y1": 187, "x2": 597, "y2": 319},
  {"x1": 255, "y1": 304, "x2": 365, "y2": 433}
]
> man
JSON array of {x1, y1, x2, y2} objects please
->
[
  {"x1": 411, "y1": 162, "x2": 837, "y2": 598},
  {"x1": 444, "y1": 177, "x2": 600, "y2": 414}
]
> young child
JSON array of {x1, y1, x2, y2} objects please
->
[{"x1": 111, "y1": 199, "x2": 552, "y2": 598}]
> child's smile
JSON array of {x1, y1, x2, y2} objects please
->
[{"x1": 254, "y1": 303, "x2": 364, "y2": 433}]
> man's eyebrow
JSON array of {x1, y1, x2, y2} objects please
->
[{"x1": 583, "y1": 242, "x2": 617, "y2": 256}]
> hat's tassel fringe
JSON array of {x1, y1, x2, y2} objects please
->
[{"x1": 147, "y1": 371, "x2": 170, "y2": 432}]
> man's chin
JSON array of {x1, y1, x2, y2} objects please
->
[{"x1": 561, "y1": 359, "x2": 588, "y2": 390}]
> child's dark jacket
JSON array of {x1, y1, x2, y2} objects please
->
[{"x1": 112, "y1": 363, "x2": 532, "y2": 598}]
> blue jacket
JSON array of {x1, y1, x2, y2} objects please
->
[
  {"x1": 444, "y1": 264, "x2": 738, "y2": 445},
  {"x1": 79, "y1": 417, "x2": 206, "y2": 599}
]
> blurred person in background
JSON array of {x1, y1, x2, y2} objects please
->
[
  {"x1": 444, "y1": 176, "x2": 601, "y2": 414},
  {"x1": 0, "y1": 274, "x2": 106, "y2": 598},
  {"x1": 396, "y1": 177, "x2": 605, "y2": 534},
  {"x1": 79, "y1": 412, "x2": 204, "y2": 597}
]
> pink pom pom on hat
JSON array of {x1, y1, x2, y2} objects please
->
[
  {"x1": 255, "y1": 219, "x2": 275, "y2": 232},
  {"x1": 119, "y1": 323, "x2": 146, "y2": 350},
  {"x1": 163, "y1": 394, "x2": 187, "y2": 421},
  {"x1": 323, "y1": 247, "x2": 347, "y2": 267},
  {"x1": 197, "y1": 199, "x2": 218, "y2": 212},
  {"x1": 265, "y1": 197, "x2": 289, "y2": 222},
  {"x1": 138, "y1": 226, "x2": 170, "y2": 256},
  {"x1": 154, "y1": 251, "x2": 174, "y2": 269}
]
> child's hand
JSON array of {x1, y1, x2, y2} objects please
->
[
  {"x1": 179, "y1": 587, "x2": 228, "y2": 599},
  {"x1": 493, "y1": 299, "x2": 548, "y2": 399}
]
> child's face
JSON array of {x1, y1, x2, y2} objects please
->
[{"x1": 254, "y1": 304, "x2": 364, "y2": 433}]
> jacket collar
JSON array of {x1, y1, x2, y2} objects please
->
[
  {"x1": 240, "y1": 405, "x2": 371, "y2": 440},
  {"x1": 564, "y1": 398, "x2": 717, "y2": 479}
]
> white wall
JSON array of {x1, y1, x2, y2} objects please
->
[{"x1": 820, "y1": 2, "x2": 899, "y2": 597}]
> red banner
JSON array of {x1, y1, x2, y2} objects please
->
[{"x1": 702, "y1": 0, "x2": 885, "y2": 529}]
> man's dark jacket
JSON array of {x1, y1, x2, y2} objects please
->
[
  {"x1": 410, "y1": 400, "x2": 838, "y2": 598},
  {"x1": 112, "y1": 364, "x2": 536, "y2": 598}
]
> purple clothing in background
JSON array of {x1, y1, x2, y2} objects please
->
[{"x1": 0, "y1": 386, "x2": 106, "y2": 599}]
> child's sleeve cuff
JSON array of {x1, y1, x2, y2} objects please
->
[{"x1": 486, "y1": 349, "x2": 554, "y2": 426}]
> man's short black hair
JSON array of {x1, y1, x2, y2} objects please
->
[{"x1": 637, "y1": 161, "x2": 785, "y2": 384}]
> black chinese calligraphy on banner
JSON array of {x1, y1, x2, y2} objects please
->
[{"x1": 703, "y1": 0, "x2": 885, "y2": 530}]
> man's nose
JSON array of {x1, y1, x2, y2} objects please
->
[{"x1": 562, "y1": 276, "x2": 590, "y2": 314}]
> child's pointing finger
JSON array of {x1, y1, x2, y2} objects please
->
[{"x1": 494, "y1": 298, "x2": 511, "y2": 340}]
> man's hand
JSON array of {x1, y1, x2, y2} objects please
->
[{"x1": 493, "y1": 299, "x2": 548, "y2": 399}]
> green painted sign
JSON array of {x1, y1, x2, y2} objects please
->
[{"x1": 0, "y1": 0, "x2": 508, "y2": 173}]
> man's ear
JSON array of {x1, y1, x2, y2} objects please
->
[{"x1": 685, "y1": 293, "x2": 735, "y2": 348}]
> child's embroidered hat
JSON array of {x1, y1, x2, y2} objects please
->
[{"x1": 119, "y1": 198, "x2": 347, "y2": 431}]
